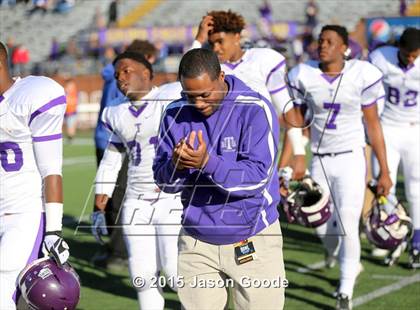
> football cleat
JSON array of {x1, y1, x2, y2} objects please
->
[
  {"x1": 332, "y1": 263, "x2": 363, "y2": 298},
  {"x1": 325, "y1": 252, "x2": 337, "y2": 269},
  {"x1": 336, "y1": 293, "x2": 352, "y2": 310},
  {"x1": 332, "y1": 284, "x2": 340, "y2": 298},
  {"x1": 409, "y1": 248, "x2": 420, "y2": 269}
]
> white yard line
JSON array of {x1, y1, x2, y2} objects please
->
[
  {"x1": 353, "y1": 273, "x2": 420, "y2": 307},
  {"x1": 63, "y1": 156, "x2": 95, "y2": 166},
  {"x1": 296, "y1": 261, "x2": 326, "y2": 273},
  {"x1": 371, "y1": 274, "x2": 406, "y2": 280},
  {"x1": 65, "y1": 138, "x2": 94, "y2": 146}
]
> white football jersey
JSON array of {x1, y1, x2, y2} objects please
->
[
  {"x1": 369, "y1": 46, "x2": 420, "y2": 126},
  {"x1": 0, "y1": 76, "x2": 66, "y2": 215},
  {"x1": 101, "y1": 82, "x2": 182, "y2": 198},
  {"x1": 288, "y1": 59, "x2": 385, "y2": 154},
  {"x1": 221, "y1": 48, "x2": 292, "y2": 114}
]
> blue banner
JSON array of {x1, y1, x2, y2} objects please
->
[{"x1": 366, "y1": 16, "x2": 420, "y2": 44}]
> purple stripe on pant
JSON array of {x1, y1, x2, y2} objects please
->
[{"x1": 12, "y1": 213, "x2": 45, "y2": 304}]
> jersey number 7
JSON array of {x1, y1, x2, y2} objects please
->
[{"x1": 323, "y1": 102, "x2": 341, "y2": 129}]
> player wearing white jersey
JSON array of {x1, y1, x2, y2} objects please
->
[
  {"x1": 369, "y1": 28, "x2": 420, "y2": 268},
  {"x1": 0, "y1": 43, "x2": 70, "y2": 310},
  {"x1": 92, "y1": 51, "x2": 183, "y2": 310},
  {"x1": 283, "y1": 26, "x2": 392, "y2": 310},
  {"x1": 192, "y1": 10, "x2": 307, "y2": 179}
]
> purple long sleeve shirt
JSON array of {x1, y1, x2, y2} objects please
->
[{"x1": 153, "y1": 75, "x2": 281, "y2": 245}]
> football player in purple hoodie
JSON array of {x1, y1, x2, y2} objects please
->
[{"x1": 154, "y1": 49, "x2": 286, "y2": 309}]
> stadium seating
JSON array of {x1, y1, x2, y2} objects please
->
[
  {"x1": 0, "y1": 0, "x2": 406, "y2": 68},
  {"x1": 135, "y1": 0, "x2": 400, "y2": 31},
  {"x1": 0, "y1": 0, "x2": 141, "y2": 64}
]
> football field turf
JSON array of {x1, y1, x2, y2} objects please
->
[{"x1": 63, "y1": 133, "x2": 419, "y2": 310}]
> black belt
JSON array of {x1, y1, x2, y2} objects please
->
[{"x1": 313, "y1": 150, "x2": 353, "y2": 157}]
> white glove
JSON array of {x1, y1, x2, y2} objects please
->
[
  {"x1": 91, "y1": 211, "x2": 109, "y2": 245},
  {"x1": 279, "y1": 166, "x2": 293, "y2": 188},
  {"x1": 43, "y1": 232, "x2": 70, "y2": 266}
]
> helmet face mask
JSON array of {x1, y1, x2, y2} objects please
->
[
  {"x1": 18, "y1": 257, "x2": 81, "y2": 310},
  {"x1": 365, "y1": 197, "x2": 413, "y2": 250},
  {"x1": 282, "y1": 177, "x2": 331, "y2": 228}
]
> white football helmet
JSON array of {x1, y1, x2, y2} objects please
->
[
  {"x1": 281, "y1": 174, "x2": 331, "y2": 228},
  {"x1": 365, "y1": 180, "x2": 413, "y2": 251}
]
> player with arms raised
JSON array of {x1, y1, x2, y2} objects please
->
[
  {"x1": 0, "y1": 42, "x2": 70, "y2": 310},
  {"x1": 369, "y1": 27, "x2": 420, "y2": 268},
  {"x1": 92, "y1": 51, "x2": 183, "y2": 310},
  {"x1": 281, "y1": 26, "x2": 392, "y2": 309},
  {"x1": 193, "y1": 10, "x2": 306, "y2": 179}
]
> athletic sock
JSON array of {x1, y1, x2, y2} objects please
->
[
  {"x1": 138, "y1": 287, "x2": 164, "y2": 310},
  {"x1": 412, "y1": 229, "x2": 420, "y2": 251}
]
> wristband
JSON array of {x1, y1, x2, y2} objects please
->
[
  {"x1": 287, "y1": 127, "x2": 306, "y2": 156},
  {"x1": 45, "y1": 202, "x2": 63, "y2": 232},
  {"x1": 302, "y1": 135, "x2": 309, "y2": 148}
]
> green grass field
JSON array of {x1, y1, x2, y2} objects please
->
[{"x1": 63, "y1": 132, "x2": 419, "y2": 310}]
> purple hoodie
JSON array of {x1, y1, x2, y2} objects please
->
[{"x1": 153, "y1": 75, "x2": 280, "y2": 245}]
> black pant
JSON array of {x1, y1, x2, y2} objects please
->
[{"x1": 96, "y1": 148, "x2": 128, "y2": 259}]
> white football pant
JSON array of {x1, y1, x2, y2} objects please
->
[
  {"x1": 372, "y1": 123, "x2": 420, "y2": 230},
  {"x1": 0, "y1": 212, "x2": 44, "y2": 310},
  {"x1": 311, "y1": 147, "x2": 366, "y2": 298},
  {"x1": 122, "y1": 195, "x2": 182, "y2": 310}
]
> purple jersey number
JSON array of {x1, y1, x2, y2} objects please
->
[
  {"x1": 128, "y1": 141, "x2": 141, "y2": 166},
  {"x1": 387, "y1": 86, "x2": 400, "y2": 105},
  {"x1": 388, "y1": 86, "x2": 418, "y2": 107},
  {"x1": 0, "y1": 142, "x2": 24, "y2": 172},
  {"x1": 149, "y1": 136, "x2": 158, "y2": 149},
  {"x1": 404, "y1": 90, "x2": 418, "y2": 107},
  {"x1": 128, "y1": 137, "x2": 158, "y2": 166},
  {"x1": 323, "y1": 102, "x2": 341, "y2": 129}
]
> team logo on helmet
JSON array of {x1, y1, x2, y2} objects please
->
[{"x1": 37, "y1": 267, "x2": 53, "y2": 280}]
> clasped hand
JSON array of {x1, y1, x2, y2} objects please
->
[{"x1": 172, "y1": 130, "x2": 209, "y2": 170}]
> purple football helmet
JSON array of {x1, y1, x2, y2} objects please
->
[
  {"x1": 365, "y1": 197, "x2": 412, "y2": 250},
  {"x1": 282, "y1": 177, "x2": 331, "y2": 228},
  {"x1": 18, "y1": 257, "x2": 80, "y2": 310}
]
